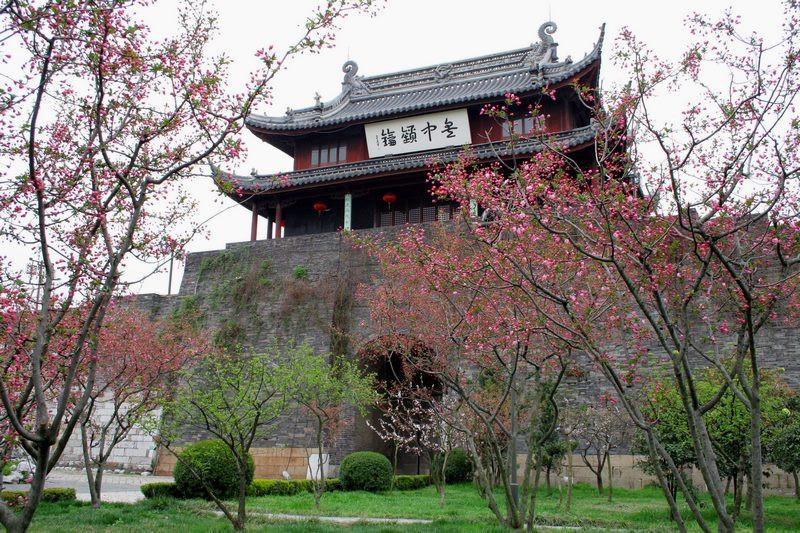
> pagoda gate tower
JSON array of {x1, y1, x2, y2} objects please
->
[
  {"x1": 132, "y1": 21, "x2": 682, "y2": 480},
  {"x1": 215, "y1": 21, "x2": 604, "y2": 240}
]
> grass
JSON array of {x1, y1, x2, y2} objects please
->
[
  {"x1": 25, "y1": 483, "x2": 800, "y2": 532},
  {"x1": 241, "y1": 483, "x2": 800, "y2": 531}
]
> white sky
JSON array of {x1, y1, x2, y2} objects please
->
[{"x1": 21, "y1": 0, "x2": 789, "y2": 295}]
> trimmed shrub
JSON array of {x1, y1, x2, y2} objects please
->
[
  {"x1": 41, "y1": 488, "x2": 77, "y2": 503},
  {"x1": 0, "y1": 491, "x2": 26, "y2": 507},
  {"x1": 1, "y1": 487, "x2": 76, "y2": 507},
  {"x1": 435, "y1": 448, "x2": 473, "y2": 483},
  {"x1": 340, "y1": 451, "x2": 392, "y2": 492},
  {"x1": 173, "y1": 439, "x2": 254, "y2": 499},
  {"x1": 141, "y1": 482, "x2": 180, "y2": 499},
  {"x1": 247, "y1": 477, "x2": 346, "y2": 497},
  {"x1": 325, "y1": 477, "x2": 343, "y2": 492},
  {"x1": 248, "y1": 479, "x2": 306, "y2": 496},
  {"x1": 393, "y1": 474, "x2": 432, "y2": 491}
]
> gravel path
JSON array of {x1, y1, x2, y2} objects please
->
[{"x1": 215, "y1": 510, "x2": 433, "y2": 525}]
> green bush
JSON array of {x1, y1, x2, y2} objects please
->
[
  {"x1": 325, "y1": 477, "x2": 343, "y2": 492},
  {"x1": 393, "y1": 474, "x2": 432, "y2": 491},
  {"x1": 0, "y1": 491, "x2": 26, "y2": 507},
  {"x1": 141, "y1": 482, "x2": 180, "y2": 499},
  {"x1": 340, "y1": 451, "x2": 393, "y2": 492},
  {"x1": 247, "y1": 477, "x2": 344, "y2": 496},
  {"x1": 438, "y1": 448, "x2": 473, "y2": 483},
  {"x1": 1, "y1": 487, "x2": 76, "y2": 507},
  {"x1": 292, "y1": 265, "x2": 309, "y2": 280},
  {"x1": 173, "y1": 440, "x2": 254, "y2": 499},
  {"x1": 248, "y1": 479, "x2": 306, "y2": 496},
  {"x1": 41, "y1": 488, "x2": 77, "y2": 503}
]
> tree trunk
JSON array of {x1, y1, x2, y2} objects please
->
[
  {"x1": 527, "y1": 459, "x2": 543, "y2": 530},
  {"x1": 793, "y1": 471, "x2": 799, "y2": 500},
  {"x1": 606, "y1": 451, "x2": 613, "y2": 503},
  {"x1": 746, "y1": 474, "x2": 753, "y2": 511},
  {"x1": 565, "y1": 448, "x2": 573, "y2": 513},
  {"x1": 748, "y1": 386, "x2": 765, "y2": 533},
  {"x1": 732, "y1": 454, "x2": 745, "y2": 522},
  {"x1": 546, "y1": 465, "x2": 552, "y2": 495},
  {"x1": 438, "y1": 451, "x2": 449, "y2": 508},
  {"x1": 314, "y1": 423, "x2": 325, "y2": 509},
  {"x1": 391, "y1": 444, "x2": 399, "y2": 490},
  {"x1": 92, "y1": 466, "x2": 105, "y2": 509},
  {"x1": 596, "y1": 469, "x2": 604, "y2": 495},
  {"x1": 80, "y1": 424, "x2": 102, "y2": 508},
  {"x1": 687, "y1": 408, "x2": 733, "y2": 532},
  {"x1": 0, "y1": 441, "x2": 51, "y2": 533},
  {"x1": 235, "y1": 469, "x2": 247, "y2": 531}
]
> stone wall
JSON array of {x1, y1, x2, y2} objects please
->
[
  {"x1": 154, "y1": 447, "x2": 316, "y2": 479},
  {"x1": 58, "y1": 393, "x2": 160, "y2": 472},
  {"x1": 524, "y1": 454, "x2": 797, "y2": 497},
  {"x1": 83, "y1": 228, "x2": 799, "y2": 479}
]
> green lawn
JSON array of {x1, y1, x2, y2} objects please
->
[{"x1": 27, "y1": 483, "x2": 800, "y2": 532}]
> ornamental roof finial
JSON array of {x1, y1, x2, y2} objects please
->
[
  {"x1": 529, "y1": 21, "x2": 559, "y2": 70},
  {"x1": 342, "y1": 60, "x2": 369, "y2": 95}
]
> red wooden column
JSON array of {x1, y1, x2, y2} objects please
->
[
  {"x1": 250, "y1": 204, "x2": 259, "y2": 241},
  {"x1": 275, "y1": 203, "x2": 283, "y2": 239}
]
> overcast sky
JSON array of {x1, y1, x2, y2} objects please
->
[{"x1": 113, "y1": 0, "x2": 785, "y2": 294}]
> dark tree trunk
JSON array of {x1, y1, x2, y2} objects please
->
[
  {"x1": 545, "y1": 465, "x2": 552, "y2": 495},
  {"x1": 732, "y1": 454, "x2": 746, "y2": 521}
]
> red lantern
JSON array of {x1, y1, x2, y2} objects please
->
[
  {"x1": 313, "y1": 201, "x2": 327, "y2": 214},
  {"x1": 382, "y1": 192, "x2": 397, "y2": 206}
]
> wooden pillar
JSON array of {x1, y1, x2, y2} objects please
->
[
  {"x1": 250, "y1": 204, "x2": 258, "y2": 242},
  {"x1": 344, "y1": 193, "x2": 352, "y2": 231},
  {"x1": 266, "y1": 212, "x2": 273, "y2": 239},
  {"x1": 275, "y1": 203, "x2": 282, "y2": 239},
  {"x1": 469, "y1": 199, "x2": 478, "y2": 218}
]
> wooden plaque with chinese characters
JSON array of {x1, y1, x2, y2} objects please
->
[{"x1": 364, "y1": 109, "x2": 472, "y2": 158}]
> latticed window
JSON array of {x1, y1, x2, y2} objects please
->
[
  {"x1": 378, "y1": 202, "x2": 454, "y2": 227},
  {"x1": 310, "y1": 141, "x2": 348, "y2": 167},
  {"x1": 502, "y1": 116, "x2": 545, "y2": 138}
]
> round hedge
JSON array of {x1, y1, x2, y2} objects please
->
[
  {"x1": 441, "y1": 448, "x2": 473, "y2": 483},
  {"x1": 173, "y1": 439, "x2": 254, "y2": 499},
  {"x1": 340, "y1": 451, "x2": 393, "y2": 492}
]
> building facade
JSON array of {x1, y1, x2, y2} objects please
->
[{"x1": 215, "y1": 21, "x2": 603, "y2": 240}]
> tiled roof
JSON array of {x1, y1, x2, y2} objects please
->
[
  {"x1": 246, "y1": 22, "x2": 604, "y2": 134},
  {"x1": 214, "y1": 125, "x2": 596, "y2": 195}
]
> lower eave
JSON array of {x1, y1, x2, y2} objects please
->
[{"x1": 214, "y1": 125, "x2": 596, "y2": 202}]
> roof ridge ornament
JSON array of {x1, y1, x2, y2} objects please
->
[
  {"x1": 434, "y1": 63, "x2": 453, "y2": 81},
  {"x1": 342, "y1": 60, "x2": 369, "y2": 95},
  {"x1": 528, "y1": 21, "x2": 559, "y2": 71}
]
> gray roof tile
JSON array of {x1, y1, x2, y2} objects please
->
[{"x1": 246, "y1": 22, "x2": 604, "y2": 133}]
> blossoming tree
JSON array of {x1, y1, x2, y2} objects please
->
[
  {"x1": 77, "y1": 305, "x2": 207, "y2": 508},
  {"x1": 356, "y1": 226, "x2": 573, "y2": 529},
  {"x1": 421, "y1": 5, "x2": 800, "y2": 532},
  {"x1": 0, "y1": 0, "x2": 378, "y2": 530}
]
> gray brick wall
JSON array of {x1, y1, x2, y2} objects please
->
[{"x1": 122, "y1": 228, "x2": 800, "y2": 470}]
